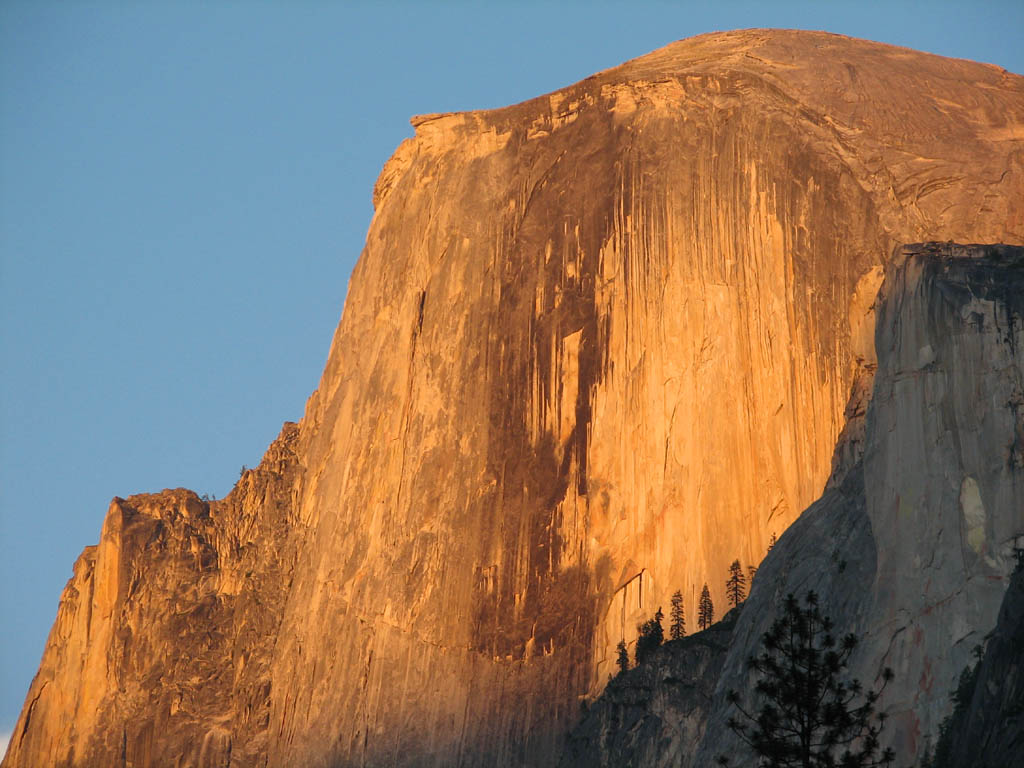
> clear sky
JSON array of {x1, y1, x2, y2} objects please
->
[{"x1": 1, "y1": 0, "x2": 1022, "y2": 747}]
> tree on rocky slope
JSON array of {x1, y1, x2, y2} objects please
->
[
  {"x1": 615, "y1": 640, "x2": 630, "y2": 675},
  {"x1": 670, "y1": 590, "x2": 686, "y2": 639},
  {"x1": 698, "y1": 584, "x2": 714, "y2": 630},
  {"x1": 719, "y1": 591, "x2": 894, "y2": 768},
  {"x1": 635, "y1": 607, "x2": 664, "y2": 665},
  {"x1": 727, "y1": 560, "x2": 747, "y2": 607},
  {"x1": 926, "y1": 644, "x2": 984, "y2": 767}
]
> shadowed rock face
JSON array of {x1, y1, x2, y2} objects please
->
[
  {"x1": 943, "y1": 567, "x2": 1024, "y2": 766},
  {"x1": 5, "y1": 30, "x2": 1024, "y2": 768},
  {"x1": 560, "y1": 244, "x2": 1024, "y2": 767},
  {"x1": 695, "y1": 244, "x2": 1024, "y2": 766},
  {"x1": 558, "y1": 609, "x2": 740, "y2": 768}
]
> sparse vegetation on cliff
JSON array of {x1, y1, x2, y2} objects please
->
[
  {"x1": 727, "y1": 560, "x2": 747, "y2": 608},
  {"x1": 922, "y1": 564, "x2": 1024, "y2": 768},
  {"x1": 635, "y1": 607, "x2": 664, "y2": 665},
  {"x1": 699, "y1": 584, "x2": 715, "y2": 630},
  {"x1": 719, "y1": 591, "x2": 894, "y2": 768},
  {"x1": 925, "y1": 645, "x2": 984, "y2": 768},
  {"x1": 670, "y1": 590, "x2": 686, "y2": 639},
  {"x1": 615, "y1": 640, "x2": 629, "y2": 675}
]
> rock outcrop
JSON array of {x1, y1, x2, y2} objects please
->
[
  {"x1": 5, "y1": 30, "x2": 1024, "y2": 768},
  {"x1": 558, "y1": 609, "x2": 739, "y2": 768},
  {"x1": 555, "y1": 243, "x2": 1024, "y2": 766},
  {"x1": 694, "y1": 243, "x2": 1024, "y2": 766},
  {"x1": 3, "y1": 425, "x2": 302, "y2": 768}
]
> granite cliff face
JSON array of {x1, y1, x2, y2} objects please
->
[
  {"x1": 5, "y1": 30, "x2": 1024, "y2": 768},
  {"x1": 697, "y1": 244, "x2": 1024, "y2": 766},
  {"x1": 3, "y1": 427, "x2": 301, "y2": 768},
  {"x1": 564, "y1": 244, "x2": 1024, "y2": 766}
]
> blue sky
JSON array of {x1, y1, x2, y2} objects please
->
[{"x1": 2, "y1": 0, "x2": 1022, "y2": 746}]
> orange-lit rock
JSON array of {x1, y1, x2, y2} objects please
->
[
  {"x1": 5, "y1": 29, "x2": 1024, "y2": 768},
  {"x1": 3, "y1": 427, "x2": 301, "y2": 768},
  {"x1": 695, "y1": 243, "x2": 1024, "y2": 766}
]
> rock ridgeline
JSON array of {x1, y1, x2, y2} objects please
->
[
  {"x1": 3, "y1": 426, "x2": 302, "y2": 768},
  {"x1": 5, "y1": 30, "x2": 1024, "y2": 768}
]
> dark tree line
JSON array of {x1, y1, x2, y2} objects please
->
[
  {"x1": 924, "y1": 645, "x2": 984, "y2": 767},
  {"x1": 635, "y1": 607, "x2": 665, "y2": 665},
  {"x1": 616, "y1": 555, "x2": 763, "y2": 674}
]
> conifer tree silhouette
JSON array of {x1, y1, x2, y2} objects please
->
[
  {"x1": 615, "y1": 640, "x2": 629, "y2": 675},
  {"x1": 670, "y1": 590, "x2": 686, "y2": 640},
  {"x1": 698, "y1": 584, "x2": 714, "y2": 630},
  {"x1": 635, "y1": 607, "x2": 664, "y2": 665},
  {"x1": 719, "y1": 591, "x2": 894, "y2": 768},
  {"x1": 727, "y1": 559, "x2": 747, "y2": 607}
]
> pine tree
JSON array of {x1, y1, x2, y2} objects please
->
[
  {"x1": 698, "y1": 584, "x2": 714, "y2": 630},
  {"x1": 719, "y1": 591, "x2": 895, "y2": 768},
  {"x1": 727, "y1": 559, "x2": 747, "y2": 607},
  {"x1": 670, "y1": 590, "x2": 686, "y2": 640},
  {"x1": 635, "y1": 607, "x2": 665, "y2": 665},
  {"x1": 615, "y1": 640, "x2": 629, "y2": 675},
  {"x1": 767, "y1": 532, "x2": 777, "y2": 551},
  {"x1": 748, "y1": 565, "x2": 758, "y2": 585}
]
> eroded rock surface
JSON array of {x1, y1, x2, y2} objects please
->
[
  {"x1": 563, "y1": 244, "x2": 1023, "y2": 767},
  {"x1": 558, "y1": 610, "x2": 738, "y2": 768},
  {"x1": 5, "y1": 30, "x2": 1024, "y2": 768},
  {"x1": 3, "y1": 425, "x2": 302, "y2": 768},
  {"x1": 695, "y1": 244, "x2": 1024, "y2": 766}
]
